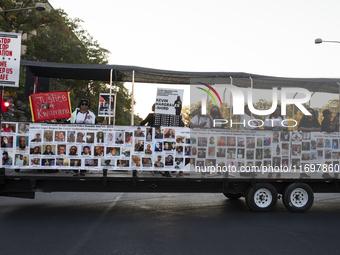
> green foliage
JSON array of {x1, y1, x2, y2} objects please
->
[
  {"x1": 0, "y1": 0, "x2": 51, "y2": 33},
  {"x1": 0, "y1": 1, "x2": 137, "y2": 124}
]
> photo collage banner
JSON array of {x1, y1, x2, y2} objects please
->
[{"x1": 1, "y1": 122, "x2": 339, "y2": 172}]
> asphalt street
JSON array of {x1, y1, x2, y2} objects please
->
[{"x1": 1, "y1": 192, "x2": 340, "y2": 255}]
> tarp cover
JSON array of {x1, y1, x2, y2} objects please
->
[{"x1": 21, "y1": 60, "x2": 340, "y2": 93}]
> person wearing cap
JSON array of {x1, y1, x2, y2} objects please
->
[
  {"x1": 321, "y1": 109, "x2": 339, "y2": 132},
  {"x1": 31, "y1": 133, "x2": 41, "y2": 142},
  {"x1": 70, "y1": 99, "x2": 107, "y2": 124}
]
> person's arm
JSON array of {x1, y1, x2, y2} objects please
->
[
  {"x1": 208, "y1": 116, "x2": 214, "y2": 128},
  {"x1": 190, "y1": 115, "x2": 205, "y2": 128},
  {"x1": 298, "y1": 118, "x2": 308, "y2": 131},
  {"x1": 179, "y1": 116, "x2": 185, "y2": 127},
  {"x1": 330, "y1": 115, "x2": 339, "y2": 131},
  {"x1": 298, "y1": 117, "x2": 320, "y2": 131},
  {"x1": 96, "y1": 118, "x2": 107, "y2": 125},
  {"x1": 299, "y1": 126, "x2": 321, "y2": 131},
  {"x1": 322, "y1": 119, "x2": 335, "y2": 132},
  {"x1": 140, "y1": 113, "x2": 153, "y2": 126},
  {"x1": 299, "y1": 126, "x2": 310, "y2": 131}
]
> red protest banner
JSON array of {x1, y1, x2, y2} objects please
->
[{"x1": 29, "y1": 91, "x2": 71, "y2": 122}]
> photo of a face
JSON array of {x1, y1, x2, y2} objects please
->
[
  {"x1": 227, "y1": 136, "x2": 236, "y2": 146},
  {"x1": 155, "y1": 142, "x2": 162, "y2": 152},
  {"x1": 197, "y1": 148, "x2": 206, "y2": 158},
  {"x1": 55, "y1": 131, "x2": 65, "y2": 142},
  {"x1": 42, "y1": 144, "x2": 56, "y2": 155},
  {"x1": 14, "y1": 154, "x2": 29, "y2": 166},
  {"x1": 70, "y1": 159, "x2": 81, "y2": 167},
  {"x1": 16, "y1": 136, "x2": 28, "y2": 151},
  {"x1": 107, "y1": 132, "x2": 114, "y2": 144},
  {"x1": 85, "y1": 159, "x2": 98, "y2": 166},
  {"x1": 217, "y1": 148, "x2": 226, "y2": 158},
  {"x1": 114, "y1": 132, "x2": 124, "y2": 144},
  {"x1": 86, "y1": 132, "x2": 95, "y2": 143},
  {"x1": 142, "y1": 157, "x2": 153, "y2": 167},
  {"x1": 67, "y1": 131, "x2": 75, "y2": 143},
  {"x1": 102, "y1": 159, "x2": 115, "y2": 167},
  {"x1": 2, "y1": 123, "x2": 16, "y2": 133},
  {"x1": 69, "y1": 145, "x2": 78, "y2": 156},
  {"x1": 76, "y1": 132, "x2": 85, "y2": 143},
  {"x1": 97, "y1": 132, "x2": 105, "y2": 143},
  {"x1": 44, "y1": 130, "x2": 53, "y2": 142},
  {"x1": 237, "y1": 137, "x2": 245, "y2": 147},
  {"x1": 1, "y1": 136, "x2": 13, "y2": 148}
]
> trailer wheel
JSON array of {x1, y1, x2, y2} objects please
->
[
  {"x1": 282, "y1": 183, "x2": 314, "y2": 212},
  {"x1": 246, "y1": 183, "x2": 277, "y2": 212},
  {"x1": 223, "y1": 193, "x2": 242, "y2": 200}
]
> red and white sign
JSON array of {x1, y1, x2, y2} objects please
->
[
  {"x1": 29, "y1": 91, "x2": 71, "y2": 122},
  {"x1": 0, "y1": 32, "x2": 21, "y2": 87}
]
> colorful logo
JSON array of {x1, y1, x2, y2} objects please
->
[{"x1": 196, "y1": 82, "x2": 222, "y2": 106}]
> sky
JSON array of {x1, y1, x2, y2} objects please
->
[{"x1": 50, "y1": 0, "x2": 340, "y2": 119}]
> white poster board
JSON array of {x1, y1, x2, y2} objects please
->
[
  {"x1": 0, "y1": 32, "x2": 21, "y2": 87},
  {"x1": 155, "y1": 88, "x2": 184, "y2": 115},
  {"x1": 98, "y1": 93, "x2": 115, "y2": 117}
]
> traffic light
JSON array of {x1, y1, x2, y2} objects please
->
[{"x1": 0, "y1": 93, "x2": 8, "y2": 113}]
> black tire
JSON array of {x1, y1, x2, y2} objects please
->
[
  {"x1": 282, "y1": 183, "x2": 314, "y2": 212},
  {"x1": 223, "y1": 193, "x2": 243, "y2": 200},
  {"x1": 14, "y1": 169, "x2": 20, "y2": 172},
  {"x1": 245, "y1": 183, "x2": 278, "y2": 212}
]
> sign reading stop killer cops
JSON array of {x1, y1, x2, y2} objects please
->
[{"x1": 0, "y1": 32, "x2": 21, "y2": 87}]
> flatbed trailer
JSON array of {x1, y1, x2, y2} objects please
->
[
  {"x1": 2, "y1": 167, "x2": 340, "y2": 212},
  {"x1": 2, "y1": 60, "x2": 340, "y2": 213}
]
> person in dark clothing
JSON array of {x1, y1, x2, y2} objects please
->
[
  {"x1": 333, "y1": 113, "x2": 340, "y2": 131},
  {"x1": 140, "y1": 104, "x2": 156, "y2": 127},
  {"x1": 210, "y1": 106, "x2": 226, "y2": 128},
  {"x1": 174, "y1": 96, "x2": 182, "y2": 116},
  {"x1": 298, "y1": 108, "x2": 321, "y2": 132},
  {"x1": 321, "y1": 109, "x2": 339, "y2": 132}
]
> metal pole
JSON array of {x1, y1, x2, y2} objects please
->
[
  {"x1": 131, "y1": 70, "x2": 135, "y2": 126},
  {"x1": 113, "y1": 70, "x2": 118, "y2": 126},
  {"x1": 108, "y1": 69, "x2": 113, "y2": 125},
  {"x1": 248, "y1": 77, "x2": 253, "y2": 131},
  {"x1": 336, "y1": 83, "x2": 340, "y2": 116},
  {"x1": 223, "y1": 88, "x2": 226, "y2": 117},
  {"x1": 249, "y1": 77, "x2": 253, "y2": 118},
  {"x1": 338, "y1": 83, "x2": 340, "y2": 131},
  {"x1": 229, "y1": 76, "x2": 233, "y2": 128},
  {"x1": 0, "y1": 86, "x2": 3, "y2": 136}
]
